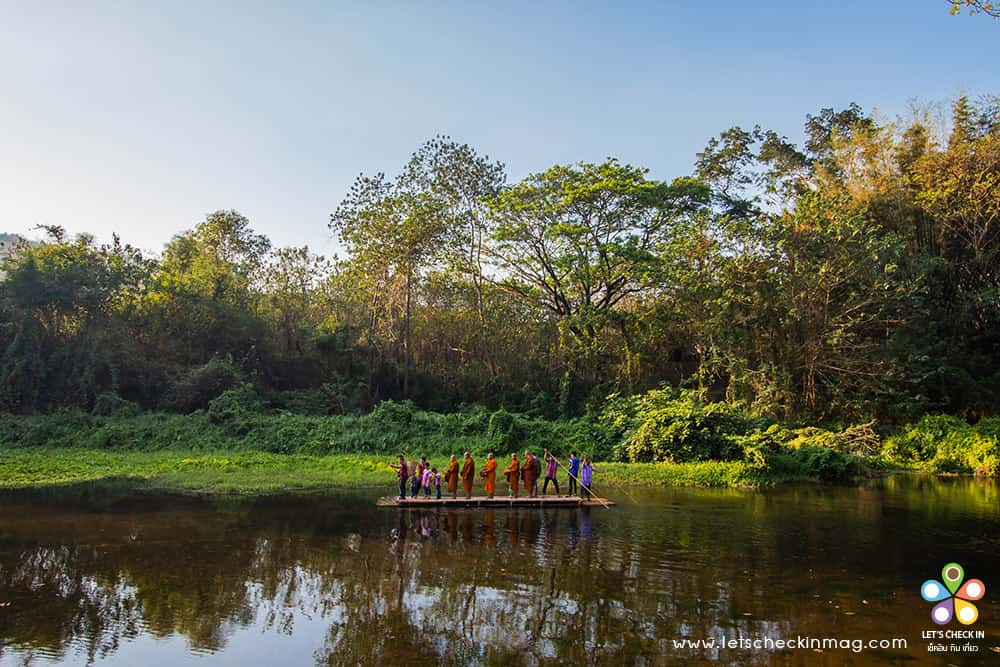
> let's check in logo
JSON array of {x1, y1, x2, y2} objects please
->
[{"x1": 920, "y1": 562, "x2": 985, "y2": 625}]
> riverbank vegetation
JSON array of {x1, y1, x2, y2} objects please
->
[
  {"x1": 1, "y1": 388, "x2": 997, "y2": 492},
  {"x1": 0, "y1": 448, "x2": 776, "y2": 493},
  {"x1": 1, "y1": 95, "x2": 998, "y2": 489}
]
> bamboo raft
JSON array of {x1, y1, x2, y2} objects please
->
[{"x1": 376, "y1": 495, "x2": 614, "y2": 508}]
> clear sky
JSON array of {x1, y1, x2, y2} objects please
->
[{"x1": 1, "y1": 1, "x2": 997, "y2": 257}]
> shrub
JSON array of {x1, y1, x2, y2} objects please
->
[
  {"x1": 783, "y1": 445, "x2": 857, "y2": 481},
  {"x1": 91, "y1": 393, "x2": 141, "y2": 418},
  {"x1": 0, "y1": 410, "x2": 95, "y2": 448},
  {"x1": 208, "y1": 384, "x2": 265, "y2": 435},
  {"x1": 488, "y1": 409, "x2": 529, "y2": 451},
  {"x1": 161, "y1": 358, "x2": 244, "y2": 413},
  {"x1": 555, "y1": 416, "x2": 616, "y2": 462},
  {"x1": 883, "y1": 414, "x2": 999, "y2": 476},
  {"x1": 603, "y1": 388, "x2": 755, "y2": 463},
  {"x1": 270, "y1": 378, "x2": 367, "y2": 415}
]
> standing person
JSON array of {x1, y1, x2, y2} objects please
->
[
  {"x1": 480, "y1": 453, "x2": 497, "y2": 499},
  {"x1": 567, "y1": 451, "x2": 580, "y2": 496},
  {"x1": 503, "y1": 454, "x2": 521, "y2": 498},
  {"x1": 542, "y1": 451, "x2": 560, "y2": 496},
  {"x1": 409, "y1": 467, "x2": 421, "y2": 498},
  {"x1": 391, "y1": 455, "x2": 408, "y2": 500},
  {"x1": 432, "y1": 467, "x2": 442, "y2": 499},
  {"x1": 580, "y1": 456, "x2": 602, "y2": 501},
  {"x1": 421, "y1": 465, "x2": 433, "y2": 498},
  {"x1": 417, "y1": 456, "x2": 429, "y2": 481},
  {"x1": 444, "y1": 455, "x2": 459, "y2": 499},
  {"x1": 461, "y1": 451, "x2": 475, "y2": 499},
  {"x1": 521, "y1": 451, "x2": 538, "y2": 498},
  {"x1": 533, "y1": 452, "x2": 542, "y2": 493}
]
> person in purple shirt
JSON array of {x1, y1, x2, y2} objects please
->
[
  {"x1": 580, "y1": 456, "x2": 601, "y2": 501},
  {"x1": 391, "y1": 454, "x2": 408, "y2": 500},
  {"x1": 542, "y1": 451, "x2": 560, "y2": 496},
  {"x1": 432, "y1": 467, "x2": 442, "y2": 499}
]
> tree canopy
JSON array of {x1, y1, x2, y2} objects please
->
[{"x1": 1, "y1": 95, "x2": 998, "y2": 423}]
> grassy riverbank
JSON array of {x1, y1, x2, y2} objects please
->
[
  {"x1": 0, "y1": 448, "x2": 812, "y2": 494},
  {"x1": 0, "y1": 390, "x2": 996, "y2": 493}
]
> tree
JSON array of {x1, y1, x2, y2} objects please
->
[
  {"x1": 142, "y1": 210, "x2": 271, "y2": 370},
  {"x1": 401, "y1": 136, "x2": 506, "y2": 378},
  {"x1": 487, "y1": 159, "x2": 711, "y2": 389},
  {"x1": 261, "y1": 246, "x2": 329, "y2": 360},
  {"x1": 949, "y1": 1, "x2": 1000, "y2": 18},
  {"x1": 0, "y1": 230, "x2": 153, "y2": 411},
  {"x1": 331, "y1": 172, "x2": 446, "y2": 398}
]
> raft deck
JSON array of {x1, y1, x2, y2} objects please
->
[{"x1": 377, "y1": 495, "x2": 614, "y2": 508}]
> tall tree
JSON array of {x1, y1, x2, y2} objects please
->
[
  {"x1": 487, "y1": 159, "x2": 711, "y2": 389},
  {"x1": 0, "y1": 229, "x2": 153, "y2": 410},
  {"x1": 331, "y1": 173, "x2": 445, "y2": 398},
  {"x1": 401, "y1": 136, "x2": 506, "y2": 377}
]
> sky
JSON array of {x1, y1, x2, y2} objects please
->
[{"x1": 1, "y1": 1, "x2": 998, "y2": 257}]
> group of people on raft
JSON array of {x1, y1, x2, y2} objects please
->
[{"x1": 390, "y1": 450, "x2": 600, "y2": 501}]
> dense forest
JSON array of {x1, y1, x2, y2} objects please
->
[{"x1": 1, "y1": 96, "x2": 998, "y2": 432}]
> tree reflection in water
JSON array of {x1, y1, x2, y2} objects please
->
[{"x1": 0, "y1": 479, "x2": 998, "y2": 666}]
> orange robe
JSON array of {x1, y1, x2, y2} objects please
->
[
  {"x1": 503, "y1": 459, "x2": 520, "y2": 497},
  {"x1": 521, "y1": 455, "x2": 538, "y2": 492},
  {"x1": 481, "y1": 459, "x2": 497, "y2": 496},
  {"x1": 461, "y1": 456, "x2": 475, "y2": 497},
  {"x1": 444, "y1": 461, "x2": 459, "y2": 494}
]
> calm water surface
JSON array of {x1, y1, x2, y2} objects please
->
[{"x1": 0, "y1": 477, "x2": 997, "y2": 666}]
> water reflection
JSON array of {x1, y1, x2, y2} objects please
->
[{"x1": 0, "y1": 478, "x2": 998, "y2": 666}]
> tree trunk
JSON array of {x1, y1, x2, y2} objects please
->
[{"x1": 403, "y1": 269, "x2": 411, "y2": 398}]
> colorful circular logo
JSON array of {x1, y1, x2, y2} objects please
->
[{"x1": 920, "y1": 562, "x2": 985, "y2": 625}]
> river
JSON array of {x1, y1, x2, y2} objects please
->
[{"x1": 0, "y1": 476, "x2": 997, "y2": 665}]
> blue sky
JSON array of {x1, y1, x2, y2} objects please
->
[{"x1": 1, "y1": 1, "x2": 997, "y2": 256}]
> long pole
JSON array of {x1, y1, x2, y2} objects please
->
[
  {"x1": 550, "y1": 431, "x2": 642, "y2": 506},
  {"x1": 543, "y1": 448, "x2": 612, "y2": 510}
]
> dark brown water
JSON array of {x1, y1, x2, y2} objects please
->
[{"x1": 0, "y1": 477, "x2": 997, "y2": 666}]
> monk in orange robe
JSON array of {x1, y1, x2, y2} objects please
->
[
  {"x1": 480, "y1": 453, "x2": 497, "y2": 498},
  {"x1": 460, "y1": 451, "x2": 475, "y2": 499},
  {"x1": 444, "y1": 455, "x2": 460, "y2": 498},
  {"x1": 503, "y1": 454, "x2": 520, "y2": 498},
  {"x1": 521, "y1": 450, "x2": 539, "y2": 498}
]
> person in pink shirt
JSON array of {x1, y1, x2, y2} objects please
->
[
  {"x1": 421, "y1": 466, "x2": 434, "y2": 498},
  {"x1": 542, "y1": 451, "x2": 560, "y2": 495}
]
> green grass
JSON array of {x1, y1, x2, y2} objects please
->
[
  {"x1": 7, "y1": 400, "x2": 990, "y2": 494},
  {"x1": 595, "y1": 460, "x2": 815, "y2": 488},
  {"x1": 0, "y1": 449, "x2": 395, "y2": 493},
  {"x1": 0, "y1": 448, "x2": 815, "y2": 494}
]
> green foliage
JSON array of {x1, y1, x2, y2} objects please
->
[
  {"x1": 161, "y1": 358, "x2": 244, "y2": 413},
  {"x1": 10, "y1": 400, "x2": 995, "y2": 488},
  {"x1": 0, "y1": 448, "x2": 814, "y2": 492},
  {"x1": 775, "y1": 446, "x2": 857, "y2": 482},
  {"x1": 595, "y1": 387, "x2": 871, "y2": 481},
  {"x1": 487, "y1": 409, "x2": 526, "y2": 450},
  {"x1": 92, "y1": 393, "x2": 141, "y2": 418},
  {"x1": 1, "y1": 97, "x2": 999, "y2": 432},
  {"x1": 603, "y1": 388, "x2": 757, "y2": 463},
  {"x1": 883, "y1": 415, "x2": 999, "y2": 475},
  {"x1": 949, "y1": 1, "x2": 999, "y2": 18},
  {"x1": 207, "y1": 384, "x2": 265, "y2": 434}
]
